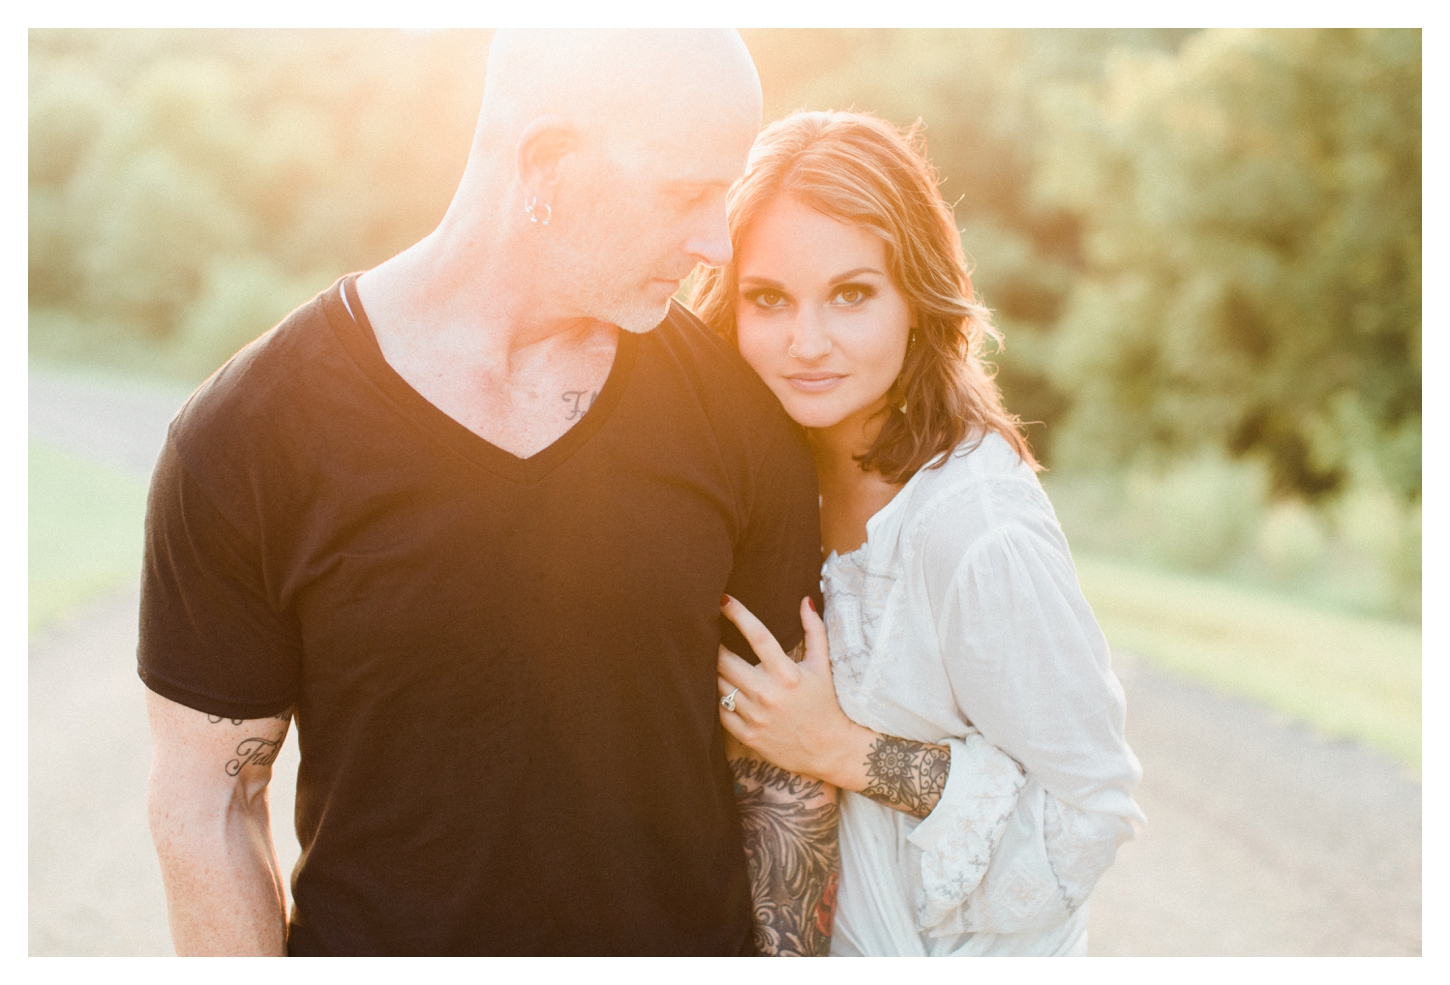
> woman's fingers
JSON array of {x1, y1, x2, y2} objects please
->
[
  {"x1": 717, "y1": 647, "x2": 765, "y2": 721},
  {"x1": 800, "y1": 596, "x2": 831, "y2": 672},
  {"x1": 718, "y1": 700, "x2": 752, "y2": 744},
  {"x1": 717, "y1": 644, "x2": 762, "y2": 692},
  {"x1": 720, "y1": 595, "x2": 800, "y2": 680}
]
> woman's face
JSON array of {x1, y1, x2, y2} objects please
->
[{"x1": 733, "y1": 195, "x2": 912, "y2": 435}]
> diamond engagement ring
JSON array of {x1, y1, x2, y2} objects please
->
[{"x1": 720, "y1": 688, "x2": 740, "y2": 712}]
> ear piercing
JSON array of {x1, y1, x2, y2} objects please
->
[{"x1": 525, "y1": 196, "x2": 552, "y2": 226}]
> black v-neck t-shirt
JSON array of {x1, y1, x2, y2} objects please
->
[{"x1": 137, "y1": 276, "x2": 823, "y2": 955}]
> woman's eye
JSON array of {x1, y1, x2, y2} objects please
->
[
  {"x1": 833, "y1": 285, "x2": 873, "y2": 305},
  {"x1": 748, "y1": 290, "x2": 786, "y2": 308}
]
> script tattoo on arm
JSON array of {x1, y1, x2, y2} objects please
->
[
  {"x1": 225, "y1": 738, "x2": 281, "y2": 776},
  {"x1": 207, "y1": 706, "x2": 292, "y2": 724},
  {"x1": 730, "y1": 757, "x2": 840, "y2": 956},
  {"x1": 561, "y1": 389, "x2": 599, "y2": 421},
  {"x1": 206, "y1": 709, "x2": 291, "y2": 776},
  {"x1": 862, "y1": 736, "x2": 951, "y2": 820}
]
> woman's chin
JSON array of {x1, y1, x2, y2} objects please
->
[
  {"x1": 774, "y1": 399, "x2": 852, "y2": 433},
  {"x1": 777, "y1": 391, "x2": 887, "y2": 438}
]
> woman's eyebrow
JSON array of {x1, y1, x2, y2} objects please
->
[
  {"x1": 829, "y1": 267, "x2": 886, "y2": 283},
  {"x1": 739, "y1": 267, "x2": 886, "y2": 289}
]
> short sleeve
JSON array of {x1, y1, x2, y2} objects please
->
[
  {"x1": 721, "y1": 419, "x2": 822, "y2": 662},
  {"x1": 137, "y1": 435, "x2": 302, "y2": 719}
]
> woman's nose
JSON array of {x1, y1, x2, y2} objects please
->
[{"x1": 788, "y1": 308, "x2": 832, "y2": 361}]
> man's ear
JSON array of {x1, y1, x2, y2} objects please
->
[{"x1": 516, "y1": 115, "x2": 579, "y2": 203}]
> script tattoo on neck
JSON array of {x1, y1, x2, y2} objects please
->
[
  {"x1": 730, "y1": 756, "x2": 840, "y2": 957},
  {"x1": 862, "y1": 736, "x2": 951, "y2": 820},
  {"x1": 561, "y1": 389, "x2": 599, "y2": 421}
]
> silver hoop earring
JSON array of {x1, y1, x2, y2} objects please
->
[{"x1": 525, "y1": 196, "x2": 552, "y2": 227}]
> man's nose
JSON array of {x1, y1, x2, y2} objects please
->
[{"x1": 686, "y1": 209, "x2": 733, "y2": 268}]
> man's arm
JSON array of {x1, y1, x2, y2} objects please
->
[
  {"x1": 728, "y1": 640, "x2": 840, "y2": 957},
  {"x1": 145, "y1": 688, "x2": 291, "y2": 955}
]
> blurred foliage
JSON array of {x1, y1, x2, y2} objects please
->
[
  {"x1": 1043, "y1": 459, "x2": 1421, "y2": 620},
  {"x1": 29, "y1": 28, "x2": 1420, "y2": 616},
  {"x1": 29, "y1": 28, "x2": 490, "y2": 377},
  {"x1": 1036, "y1": 29, "x2": 1421, "y2": 506}
]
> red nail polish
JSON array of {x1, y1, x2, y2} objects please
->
[
  {"x1": 721, "y1": 594, "x2": 731, "y2": 607},
  {"x1": 806, "y1": 596, "x2": 816, "y2": 614}
]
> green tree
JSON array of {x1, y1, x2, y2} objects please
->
[{"x1": 1035, "y1": 28, "x2": 1421, "y2": 500}]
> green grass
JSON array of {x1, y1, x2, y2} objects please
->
[
  {"x1": 1075, "y1": 552, "x2": 1422, "y2": 773},
  {"x1": 29, "y1": 442, "x2": 149, "y2": 636}
]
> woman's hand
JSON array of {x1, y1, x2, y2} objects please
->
[{"x1": 718, "y1": 595, "x2": 867, "y2": 786}]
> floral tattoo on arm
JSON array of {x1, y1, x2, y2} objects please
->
[
  {"x1": 730, "y1": 756, "x2": 840, "y2": 956},
  {"x1": 862, "y1": 736, "x2": 951, "y2": 820}
]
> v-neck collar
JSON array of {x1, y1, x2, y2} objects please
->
[{"x1": 325, "y1": 275, "x2": 639, "y2": 486}]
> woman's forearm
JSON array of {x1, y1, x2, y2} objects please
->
[{"x1": 820, "y1": 723, "x2": 951, "y2": 821}]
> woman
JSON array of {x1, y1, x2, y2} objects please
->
[{"x1": 691, "y1": 111, "x2": 1145, "y2": 957}]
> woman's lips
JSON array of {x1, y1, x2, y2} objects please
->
[{"x1": 784, "y1": 374, "x2": 845, "y2": 393}]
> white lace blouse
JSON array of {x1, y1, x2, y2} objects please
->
[{"x1": 822, "y1": 433, "x2": 1145, "y2": 956}]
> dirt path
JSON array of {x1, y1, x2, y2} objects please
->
[
  {"x1": 1087, "y1": 652, "x2": 1420, "y2": 955},
  {"x1": 27, "y1": 366, "x2": 1422, "y2": 956}
]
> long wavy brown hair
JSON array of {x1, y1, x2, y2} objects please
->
[{"x1": 692, "y1": 110, "x2": 1037, "y2": 482}]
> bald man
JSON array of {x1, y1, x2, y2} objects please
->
[{"x1": 139, "y1": 30, "x2": 836, "y2": 955}]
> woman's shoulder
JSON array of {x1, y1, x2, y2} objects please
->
[
  {"x1": 910, "y1": 431, "x2": 1042, "y2": 502},
  {"x1": 896, "y1": 431, "x2": 1063, "y2": 570}
]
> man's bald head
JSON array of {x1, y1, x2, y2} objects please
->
[
  {"x1": 436, "y1": 30, "x2": 763, "y2": 335},
  {"x1": 476, "y1": 29, "x2": 762, "y2": 164}
]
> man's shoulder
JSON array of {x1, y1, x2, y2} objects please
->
[
  {"x1": 170, "y1": 280, "x2": 346, "y2": 456},
  {"x1": 649, "y1": 299, "x2": 737, "y2": 362},
  {"x1": 646, "y1": 300, "x2": 788, "y2": 418}
]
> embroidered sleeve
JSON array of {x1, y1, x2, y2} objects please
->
[
  {"x1": 904, "y1": 733, "x2": 1026, "y2": 931},
  {"x1": 1043, "y1": 792, "x2": 1124, "y2": 911}
]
